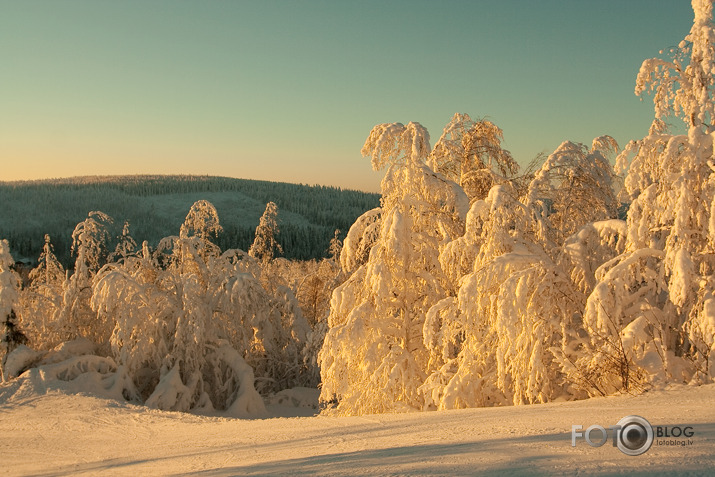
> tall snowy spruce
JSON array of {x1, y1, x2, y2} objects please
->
[
  {"x1": 249, "y1": 201, "x2": 282, "y2": 262},
  {"x1": 18, "y1": 234, "x2": 65, "y2": 350}
]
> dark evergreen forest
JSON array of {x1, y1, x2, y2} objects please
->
[{"x1": 0, "y1": 175, "x2": 379, "y2": 265}]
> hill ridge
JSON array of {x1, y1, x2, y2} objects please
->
[{"x1": 0, "y1": 175, "x2": 380, "y2": 264}]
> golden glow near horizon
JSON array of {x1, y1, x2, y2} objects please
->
[{"x1": 0, "y1": 1, "x2": 693, "y2": 192}]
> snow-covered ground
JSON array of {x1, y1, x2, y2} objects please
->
[{"x1": 0, "y1": 384, "x2": 712, "y2": 476}]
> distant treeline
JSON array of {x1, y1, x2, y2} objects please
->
[{"x1": 0, "y1": 175, "x2": 380, "y2": 265}]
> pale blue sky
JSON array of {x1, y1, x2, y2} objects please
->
[{"x1": 0, "y1": 0, "x2": 694, "y2": 192}]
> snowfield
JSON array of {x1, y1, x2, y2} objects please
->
[
  {"x1": 0, "y1": 384, "x2": 713, "y2": 476},
  {"x1": 4, "y1": 4, "x2": 715, "y2": 476}
]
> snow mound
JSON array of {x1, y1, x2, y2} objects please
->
[
  {"x1": 264, "y1": 386, "x2": 320, "y2": 417},
  {"x1": 0, "y1": 338, "x2": 138, "y2": 405},
  {"x1": 0, "y1": 354, "x2": 135, "y2": 405},
  {"x1": 2, "y1": 344, "x2": 42, "y2": 379},
  {"x1": 41, "y1": 337, "x2": 97, "y2": 364},
  {"x1": 0, "y1": 339, "x2": 272, "y2": 419}
]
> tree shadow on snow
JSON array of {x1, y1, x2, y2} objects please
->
[
  {"x1": 21, "y1": 423, "x2": 714, "y2": 477},
  {"x1": 174, "y1": 437, "x2": 559, "y2": 477},
  {"x1": 173, "y1": 431, "x2": 570, "y2": 477},
  {"x1": 171, "y1": 423, "x2": 715, "y2": 477}
]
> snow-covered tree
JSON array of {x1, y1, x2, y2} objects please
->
[
  {"x1": 249, "y1": 202, "x2": 282, "y2": 262},
  {"x1": 30, "y1": 234, "x2": 65, "y2": 286},
  {"x1": 421, "y1": 183, "x2": 564, "y2": 407},
  {"x1": 90, "y1": 199, "x2": 316, "y2": 413},
  {"x1": 420, "y1": 125, "x2": 628, "y2": 407},
  {"x1": 319, "y1": 120, "x2": 468, "y2": 415},
  {"x1": 258, "y1": 255, "x2": 344, "y2": 388},
  {"x1": 585, "y1": 0, "x2": 715, "y2": 387},
  {"x1": 328, "y1": 229, "x2": 342, "y2": 263},
  {"x1": 70, "y1": 211, "x2": 113, "y2": 274},
  {"x1": 19, "y1": 234, "x2": 65, "y2": 349},
  {"x1": 57, "y1": 211, "x2": 113, "y2": 345},
  {"x1": 92, "y1": 202, "x2": 268, "y2": 414},
  {"x1": 109, "y1": 221, "x2": 138, "y2": 263},
  {"x1": 428, "y1": 113, "x2": 517, "y2": 202},
  {"x1": 339, "y1": 207, "x2": 382, "y2": 274},
  {"x1": 0, "y1": 240, "x2": 26, "y2": 381},
  {"x1": 91, "y1": 241, "x2": 168, "y2": 401},
  {"x1": 527, "y1": 137, "x2": 619, "y2": 242}
]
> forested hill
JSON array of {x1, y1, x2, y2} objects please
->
[{"x1": 0, "y1": 175, "x2": 380, "y2": 265}]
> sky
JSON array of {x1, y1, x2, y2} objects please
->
[{"x1": 0, "y1": 0, "x2": 695, "y2": 193}]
